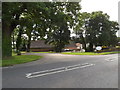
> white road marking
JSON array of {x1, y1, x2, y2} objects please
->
[
  {"x1": 26, "y1": 63, "x2": 95, "y2": 79},
  {"x1": 2, "y1": 66, "x2": 13, "y2": 69},
  {"x1": 105, "y1": 57, "x2": 118, "y2": 62},
  {"x1": 2, "y1": 67, "x2": 10, "y2": 69}
]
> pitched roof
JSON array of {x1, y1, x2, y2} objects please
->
[
  {"x1": 30, "y1": 40, "x2": 53, "y2": 48},
  {"x1": 65, "y1": 41, "x2": 77, "y2": 48},
  {"x1": 30, "y1": 40, "x2": 78, "y2": 48}
]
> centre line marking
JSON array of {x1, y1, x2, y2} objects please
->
[{"x1": 26, "y1": 63, "x2": 95, "y2": 79}]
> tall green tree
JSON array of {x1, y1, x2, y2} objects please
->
[
  {"x1": 46, "y1": 25, "x2": 70, "y2": 52},
  {"x1": 72, "y1": 12, "x2": 90, "y2": 50},
  {"x1": 45, "y1": 2, "x2": 81, "y2": 52},
  {"x1": 20, "y1": 13, "x2": 35, "y2": 52},
  {"x1": 2, "y1": 2, "x2": 53, "y2": 58},
  {"x1": 2, "y1": 2, "x2": 81, "y2": 58},
  {"x1": 16, "y1": 26, "x2": 23, "y2": 55},
  {"x1": 72, "y1": 11, "x2": 119, "y2": 52},
  {"x1": 85, "y1": 11, "x2": 119, "y2": 51},
  {"x1": 2, "y1": 2, "x2": 25, "y2": 58}
]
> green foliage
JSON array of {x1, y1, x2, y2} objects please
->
[
  {"x1": 3, "y1": 2, "x2": 81, "y2": 57},
  {"x1": 73, "y1": 11, "x2": 119, "y2": 52},
  {"x1": 2, "y1": 2, "x2": 26, "y2": 58},
  {"x1": 86, "y1": 11, "x2": 119, "y2": 47},
  {"x1": 72, "y1": 12, "x2": 90, "y2": 50},
  {"x1": 45, "y1": 2, "x2": 81, "y2": 52},
  {"x1": 46, "y1": 26, "x2": 71, "y2": 52},
  {"x1": 2, "y1": 2, "x2": 119, "y2": 58},
  {"x1": 16, "y1": 26, "x2": 23, "y2": 54}
]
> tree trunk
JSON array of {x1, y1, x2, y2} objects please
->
[
  {"x1": 27, "y1": 43, "x2": 30, "y2": 52},
  {"x1": 81, "y1": 34, "x2": 87, "y2": 51},
  {"x1": 2, "y1": 24, "x2": 12, "y2": 59},
  {"x1": 16, "y1": 27, "x2": 23, "y2": 55},
  {"x1": 83, "y1": 43, "x2": 87, "y2": 51},
  {"x1": 12, "y1": 33, "x2": 15, "y2": 49},
  {"x1": 27, "y1": 36, "x2": 31, "y2": 52},
  {"x1": 89, "y1": 43, "x2": 94, "y2": 52}
]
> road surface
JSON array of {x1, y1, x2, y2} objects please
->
[{"x1": 2, "y1": 53, "x2": 118, "y2": 88}]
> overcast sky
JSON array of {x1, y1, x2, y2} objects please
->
[{"x1": 81, "y1": 0, "x2": 119, "y2": 22}]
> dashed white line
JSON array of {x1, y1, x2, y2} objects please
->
[{"x1": 26, "y1": 63, "x2": 95, "y2": 79}]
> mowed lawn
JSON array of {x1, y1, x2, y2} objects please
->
[
  {"x1": 1, "y1": 54, "x2": 43, "y2": 67},
  {"x1": 62, "y1": 51, "x2": 120, "y2": 55}
]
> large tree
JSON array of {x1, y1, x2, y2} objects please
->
[
  {"x1": 2, "y1": 2, "x2": 26, "y2": 58},
  {"x1": 2, "y1": 2, "x2": 54, "y2": 58},
  {"x1": 85, "y1": 11, "x2": 119, "y2": 51},
  {"x1": 45, "y1": 2, "x2": 81, "y2": 52},
  {"x1": 72, "y1": 11, "x2": 119, "y2": 52},
  {"x1": 72, "y1": 12, "x2": 90, "y2": 50},
  {"x1": 2, "y1": 2, "x2": 82, "y2": 58}
]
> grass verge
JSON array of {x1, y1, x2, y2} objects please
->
[
  {"x1": 1, "y1": 55, "x2": 43, "y2": 67},
  {"x1": 12, "y1": 51, "x2": 27, "y2": 56},
  {"x1": 62, "y1": 51, "x2": 120, "y2": 55}
]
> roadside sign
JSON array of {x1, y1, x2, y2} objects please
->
[{"x1": 96, "y1": 46, "x2": 102, "y2": 51}]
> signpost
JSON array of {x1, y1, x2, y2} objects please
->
[
  {"x1": 96, "y1": 46, "x2": 102, "y2": 51},
  {"x1": 96, "y1": 46, "x2": 102, "y2": 53}
]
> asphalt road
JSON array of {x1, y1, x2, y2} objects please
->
[{"x1": 2, "y1": 53, "x2": 118, "y2": 88}]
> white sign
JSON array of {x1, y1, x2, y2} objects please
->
[{"x1": 96, "y1": 46, "x2": 102, "y2": 50}]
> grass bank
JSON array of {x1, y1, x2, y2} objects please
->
[
  {"x1": 62, "y1": 51, "x2": 120, "y2": 55},
  {"x1": 1, "y1": 55, "x2": 43, "y2": 67}
]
